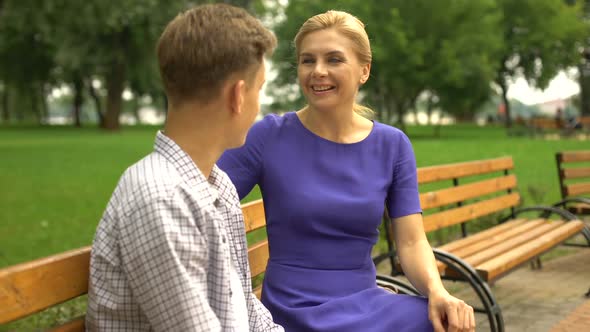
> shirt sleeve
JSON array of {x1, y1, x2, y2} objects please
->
[
  {"x1": 218, "y1": 115, "x2": 274, "y2": 200},
  {"x1": 247, "y1": 293, "x2": 284, "y2": 332},
  {"x1": 386, "y1": 132, "x2": 422, "y2": 218},
  {"x1": 119, "y1": 187, "x2": 221, "y2": 332}
]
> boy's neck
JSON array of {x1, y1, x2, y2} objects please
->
[{"x1": 163, "y1": 103, "x2": 228, "y2": 179}]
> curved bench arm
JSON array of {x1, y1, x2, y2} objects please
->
[
  {"x1": 376, "y1": 274, "x2": 421, "y2": 296},
  {"x1": 502, "y1": 205, "x2": 590, "y2": 246},
  {"x1": 499, "y1": 205, "x2": 578, "y2": 222},
  {"x1": 551, "y1": 197, "x2": 590, "y2": 209},
  {"x1": 432, "y1": 248, "x2": 504, "y2": 332}
]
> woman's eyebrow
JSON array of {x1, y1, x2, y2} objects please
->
[{"x1": 300, "y1": 50, "x2": 345, "y2": 57}]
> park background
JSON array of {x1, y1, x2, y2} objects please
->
[{"x1": 2, "y1": 0, "x2": 590, "y2": 330}]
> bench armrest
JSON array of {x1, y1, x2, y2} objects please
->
[
  {"x1": 499, "y1": 205, "x2": 578, "y2": 222},
  {"x1": 551, "y1": 197, "x2": 590, "y2": 209}
]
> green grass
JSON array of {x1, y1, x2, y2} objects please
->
[
  {"x1": 1, "y1": 122, "x2": 588, "y2": 331},
  {"x1": 0, "y1": 125, "x2": 158, "y2": 268},
  {"x1": 2, "y1": 123, "x2": 587, "y2": 266}
]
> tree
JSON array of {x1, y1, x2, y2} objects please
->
[
  {"x1": 270, "y1": 0, "x2": 503, "y2": 130},
  {"x1": 575, "y1": 0, "x2": 590, "y2": 116},
  {"x1": 496, "y1": 0, "x2": 587, "y2": 127},
  {"x1": 0, "y1": 0, "x2": 56, "y2": 124},
  {"x1": 43, "y1": 1, "x2": 195, "y2": 130}
]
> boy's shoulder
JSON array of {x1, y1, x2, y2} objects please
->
[{"x1": 112, "y1": 152, "x2": 186, "y2": 210}]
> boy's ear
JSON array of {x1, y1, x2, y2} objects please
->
[{"x1": 230, "y1": 79, "x2": 246, "y2": 115}]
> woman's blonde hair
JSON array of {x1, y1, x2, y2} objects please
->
[{"x1": 294, "y1": 10, "x2": 373, "y2": 118}]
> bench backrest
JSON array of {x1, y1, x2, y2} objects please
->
[
  {"x1": 0, "y1": 199, "x2": 269, "y2": 330},
  {"x1": 530, "y1": 117, "x2": 562, "y2": 129},
  {"x1": 556, "y1": 151, "x2": 590, "y2": 199},
  {"x1": 578, "y1": 116, "x2": 590, "y2": 128},
  {"x1": 416, "y1": 156, "x2": 519, "y2": 233}
]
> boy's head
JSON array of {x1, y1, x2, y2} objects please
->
[{"x1": 157, "y1": 4, "x2": 276, "y2": 107}]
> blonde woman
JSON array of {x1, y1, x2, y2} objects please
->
[{"x1": 219, "y1": 10, "x2": 474, "y2": 332}]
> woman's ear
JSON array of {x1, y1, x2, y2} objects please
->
[
  {"x1": 360, "y1": 63, "x2": 371, "y2": 84},
  {"x1": 230, "y1": 79, "x2": 246, "y2": 115}
]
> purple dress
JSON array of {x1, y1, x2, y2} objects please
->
[{"x1": 218, "y1": 112, "x2": 433, "y2": 331}]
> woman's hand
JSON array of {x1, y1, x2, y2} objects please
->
[{"x1": 428, "y1": 290, "x2": 475, "y2": 332}]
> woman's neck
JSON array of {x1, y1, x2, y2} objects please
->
[{"x1": 297, "y1": 105, "x2": 372, "y2": 144}]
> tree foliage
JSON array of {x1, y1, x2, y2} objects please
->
[
  {"x1": 496, "y1": 0, "x2": 587, "y2": 127},
  {"x1": 1, "y1": 0, "x2": 588, "y2": 129},
  {"x1": 269, "y1": 0, "x2": 502, "y2": 129}
]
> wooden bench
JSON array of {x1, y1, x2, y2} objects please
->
[
  {"x1": 376, "y1": 156, "x2": 590, "y2": 332},
  {"x1": 528, "y1": 117, "x2": 564, "y2": 136},
  {"x1": 573, "y1": 116, "x2": 590, "y2": 133},
  {"x1": 0, "y1": 199, "x2": 413, "y2": 331},
  {"x1": 555, "y1": 150, "x2": 590, "y2": 215}
]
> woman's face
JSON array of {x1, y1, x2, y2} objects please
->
[{"x1": 297, "y1": 29, "x2": 370, "y2": 112}]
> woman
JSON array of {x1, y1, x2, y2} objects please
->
[{"x1": 218, "y1": 10, "x2": 475, "y2": 332}]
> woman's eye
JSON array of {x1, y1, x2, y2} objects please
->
[
  {"x1": 301, "y1": 58, "x2": 314, "y2": 64},
  {"x1": 329, "y1": 58, "x2": 343, "y2": 63}
]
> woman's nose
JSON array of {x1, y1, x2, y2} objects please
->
[{"x1": 312, "y1": 62, "x2": 328, "y2": 78}]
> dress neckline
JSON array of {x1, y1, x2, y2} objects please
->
[{"x1": 288, "y1": 112, "x2": 376, "y2": 146}]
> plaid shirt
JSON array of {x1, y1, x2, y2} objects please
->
[{"x1": 86, "y1": 131, "x2": 283, "y2": 332}]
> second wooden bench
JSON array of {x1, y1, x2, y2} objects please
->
[{"x1": 376, "y1": 156, "x2": 590, "y2": 332}]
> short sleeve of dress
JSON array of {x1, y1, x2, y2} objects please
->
[
  {"x1": 217, "y1": 114, "x2": 274, "y2": 200},
  {"x1": 386, "y1": 132, "x2": 422, "y2": 219}
]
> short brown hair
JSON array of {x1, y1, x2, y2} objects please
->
[{"x1": 157, "y1": 4, "x2": 276, "y2": 105}]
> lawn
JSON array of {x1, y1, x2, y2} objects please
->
[
  {"x1": 1, "y1": 123, "x2": 588, "y2": 268},
  {"x1": 1, "y1": 122, "x2": 588, "y2": 330}
]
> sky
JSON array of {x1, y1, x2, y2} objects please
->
[{"x1": 506, "y1": 69, "x2": 580, "y2": 105}]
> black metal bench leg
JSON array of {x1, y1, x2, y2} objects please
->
[
  {"x1": 581, "y1": 226, "x2": 590, "y2": 246},
  {"x1": 530, "y1": 256, "x2": 542, "y2": 270},
  {"x1": 434, "y1": 249, "x2": 505, "y2": 332}
]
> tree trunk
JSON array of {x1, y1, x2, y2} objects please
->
[
  {"x1": 104, "y1": 61, "x2": 125, "y2": 130},
  {"x1": 1, "y1": 85, "x2": 8, "y2": 123},
  {"x1": 579, "y1": 63, "x2": 590, "y2": 116},
  {"x1": 498, "y1": 77, "x2": 512, "y2": 128},
  {"x1": 40, "y1": 83, "x2": 49, "y2": 124},
  {"x1": 395, "y1": 100, "x2": 406, "y2": 132},
  {"x1": 72, "y1": 77, "x2": 84, "y2": 128},
  {"x1": 88, "y1": 80, "x2": 104, "y2": 127},
  {"x1": 426, "y1": 94, "x2": 434, "y2": 126},
  {"x1": 132, "y1": 98, "x2": 141, "y2": 125},
  {"x1": 15, "y1": 89, "x2": 24, "y2": 122},
  {"x1": 30, "y1": 86, "x2": 42, "y2": 125},
  {"x1": 103, "y1": 26, "x2": 130, "y2": 131}
]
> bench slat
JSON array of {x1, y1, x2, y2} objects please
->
[
  {"x1": 437, "y1": 219, "x2": 527, "y2": 252},
  {"x1": 565, "y1": 182, "x2": 590, "y2": 197},
  {"x1": 248, "y1": 241, "x2": 269, "y2": 278},
  {"x1": 448, "y1": 219, "x2": 546, "y2": 259},
  {"x1": 417, "y1": 157, "x2": 513, "y2": 184},
  {"x1": 423, "y1": 193, "x2": 520, "y2": 232},
  {"x1": 476, "y1": 221, "x2": 585, "y2": 280},
  {"x1": 0, "y1": 246, "x2": 91, "y2": 324},
  {"x1": 242, "y1": 199, "x2": 266, "y2": 232},
  {"x1": 561, "y1": 167, "x2": 590, "y2": 180},
  {"x1": 558, "y1": 151, "x2": 590, "y2": 163},
  {"x1": 461, "y1": 221, "x2": 563, "y2": 268},
  {"x1": 420, "y1": 175, "x2": 517, "y2": 209}
]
